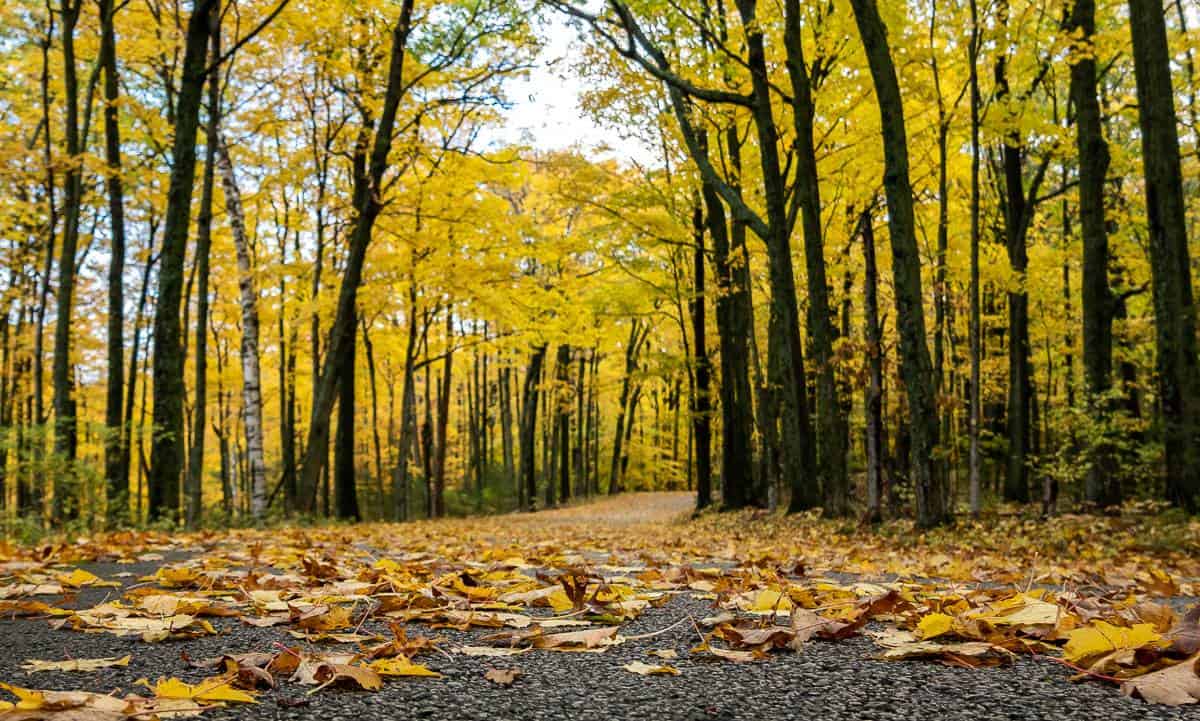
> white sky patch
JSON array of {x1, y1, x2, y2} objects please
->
[{"x1": 491, "y1": 15, "x2": 653, "y2": 164}]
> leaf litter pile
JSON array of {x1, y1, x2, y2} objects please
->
[{"x1": 1, "y1": 493, "x2": 1199, "y2": 718}]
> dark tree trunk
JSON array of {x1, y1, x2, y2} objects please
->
[
  {"x1": 334, "y1": 304, "x2": 360, "y2": 521},
  {"x1": 1070, "y1": 0, "x2": 1117, "y2": 508},
  {"x1": 519, "y1": 346, "x2": 547, "y2": 511},
  {"x1": 149, "y1": 0, "x2": 217, "y2": 522},
  {"x1": 861, "y1": 209, "x2": 884, "y2": 523},
  {"x1": 733, "y1": 0, "x2": 814, "y2": 511},
  {"x1": 968, "y1": 0, "x2": 983, "y2": 515},
  {"x1": 849, "y1": 0, "x2": 947, "y2": 526},
  {"x1": 99, "y1": 0, "x2": 128, "y2": 525},
  {"x1": 701, "y1": 132, "x2": 753, "y2": 510},
  {"x1": 297, "y1": 0, "x2": 416, "y2": 510},
  {"x1": 690, "y1": 196, "x2": 712, "y2": 511},
  {"x1": 433, "y1": 312, "x2": 453, "y2": 517},
  {"x1": 185, "y1": 5, "x2": 221, "y2": 528},
  {"x1": 783, "y1": 0, "x2": 846, "y2": 515},
  {"x1": 1128, "y1": 0, "x2": 1200, "y2": 512},
  {"x1": 554, "y1": 344, "x2": 571, "y2": 503},
  {"x1": 52, "y1": 0, "x2": 86, "y2": 522}
]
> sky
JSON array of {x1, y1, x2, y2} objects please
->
[{"x1": 491, "y1": 15, "x2": 651, "y2": 164}]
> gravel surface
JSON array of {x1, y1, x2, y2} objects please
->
[
  {"x1": 2, "y1": 495, "x2": 1198, "y2": 720},
  {"x1": 2, "y1": 563, "x2": 1198, "y2": 721}
]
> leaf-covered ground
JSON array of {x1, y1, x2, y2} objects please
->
[{"x1": 1, "y1": 493, "x2": 1199, "y2": 719}]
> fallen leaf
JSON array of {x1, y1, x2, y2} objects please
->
[
  {"x1": 1063, "y1": 622, "x2": 1164, "y2": 666},
  {"x1": 21, "y1": 655, "x2": 132, "y2": 673},
  {"x1": 916, "y1": 612, "x2": 954, "y2": 640},
  {"x1": 484, "y1": 668, "x2": 522, "y2": 686},
  {"x1": 623, "y1": 661, "x2": 680, "y2": 675},
  {"x1": 1121, "y1": 653, "x2": 1200, "y2": 706},
  {"x1": 369, "y1": 657, "x2": 441, "y2": 678}
]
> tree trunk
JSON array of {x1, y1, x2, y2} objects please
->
[
  {"x1": 519, "y1": 346, "x2": 547, "y2": 511},
  {"x1": 1127, "y1": 0, "x2": 1200, "y2": 513},
  {"x1": 214, "y1": 137, "x2": 268, "y2": 518},
  {"x1": 185, "y1": 7, "x2": 221, "y2": 528},
  {"x1": 1070, "y1": 0, "x2": 1117, "y2": 508},
  {"x1": 968, "y1": 0, "x2": 983, "y2": 516},
  {"x1": 862, "y1": 208, "x2": 884, "y2": 523},
  {"x1": 733, "y1": 0, "x2": 814, "y2": 512},
  {"x1": 849, "y1": 0, "x2": 947, "y2": 526},
  {"x1": 99, "y1": 0, "x2": 128, "y2": 525},
  {"x1": 690, "y1": 196, "x2": 713, "y2": 510},
  {"x1": 297, "y1": 0, "x2": 416, "y2": 510},
  {"x1": 334, "y1": 303, "x2": 360, "y2": 521},
  {"x1": 148, "y1": 0, "x2": 217, "y2": 522},
  {"x1": 783, "y1": 0, "x2": 846, "y2": 515},
  {"x1": 52, "y1": 0, "x2": 86, "y2": 521},
  {"x1": 433, "y1": 312, "x2": 453, "y2": 517}
]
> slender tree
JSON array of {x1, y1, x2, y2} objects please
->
[
  {"x1": 148, "y1": 0, "x2": 217, "y2": 522},
  {"x1": 849, "y1": 0, "x2": 947, "y2": 526}
]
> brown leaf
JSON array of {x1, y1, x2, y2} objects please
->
[
  {"x1": 1167, "y1": 606, "x2": 1200, "y2": 657},
  {"x1": 1121, "y1": 653, "x2": 1200, "y2": 706},
  {"x1": 484, "y1": 668, "x2": 523, "y2": 686}
]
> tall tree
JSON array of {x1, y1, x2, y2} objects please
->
[
  {"x1": 147, "y1": 0, "x2": 217, "y2": 521},
  {"x1": 297, "y1": 0, "x2": 416, "y2": 511},
  {"x1": 216, "y1": 138, "x2": 268, "y2": 519},
  {"x1": 848, "y1": 0, "x2": 947, "y2": 526},
  {"x1": 1069, "y1": 0, "x2": 1116, "y2": 508},
  {"x1": 98, "y1": 0, "x2": 127, "y2": 524},
  {"x1": 1127, "y1": 0, "x2": 1200, "y2": 513},
  {"x1": 52, "y1": 0, "x2": 85, "y2": 521},
  {"x1": 690, "y1": 195, "x2": 712, "y2": 510},
  {"x1": 185, "y1": 2, "x2": 221, "y2": 528}
]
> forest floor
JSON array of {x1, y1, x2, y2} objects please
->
[{"x1": 1, "y1": 493, "x2": 1199, "y2": 720}]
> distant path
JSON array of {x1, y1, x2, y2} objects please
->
[{"x1": 515, "y1": 491, "x2": 694, "y2": 526}]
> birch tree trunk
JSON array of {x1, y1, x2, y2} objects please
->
[{"x1": 216, "y1": 137, "x2": 268, "y2": 518}]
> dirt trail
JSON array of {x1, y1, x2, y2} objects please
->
[{"x1": 505, "y1": 491, "x2": 694, "y2": 527}]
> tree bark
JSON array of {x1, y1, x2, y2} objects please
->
[
  {"x1": 148, "y1": 0, "x2": 217, "y2": 522},
  {"x1": 849, "y1": 0, "x2": 947, "y2": 526},
  {"x1": 52, "y1": 0, "x2": 86, "y2": 521},
  {"x1": 1128, "y1": 0, "x2": 1200, "y2": 512},
  {"x1": 297, "y1": 0, "x2": 416, "y2": 510},
  {"x1": 783, "y1": 0, "x2": 846, "y2": 515},
  {"x1": 968, "y1": 0, "x2": 983, "y2": 516},
  {"x1": 99, "y1": 0, "x2": 128, "y2": 524},
  {"x1": 861, "y1": 208, "x2": 884, "y2": 523},
  {"x1": 185, "y1": 5, "x2": 221, "y2": 528},
  {"x1": 519, "y1": 345, "x2": 547, "y2": 511},
  {"x1": 690, "y1": 196, "x2": 712, "y2": 511},
  {"x1": 334, "y1": 303, "x2": 360, "y2": 520},
  {"x1": 1070, "y1": 0, "x2": 1117, "y2": 508},
  {"x1": 216, "y1": 137, "x2": 268, "y2": 518}
]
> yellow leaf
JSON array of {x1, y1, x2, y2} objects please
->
[
  {"x1": 21, "y1": 655, "x2": 131, "y2": 672},
  {"x1": 748, "y1": 589, "x2": 793, "y2": 614},
  {"x1": 916, "y1": 613, "x2": 954, "y2": 640},
  {"x1": 140, "y1": 676, "x2": 257, "y2": 704},
  {"x1": 0, "y1": 683, "x2": 46, "y2": 710},
  {"x1": 57, "y1": 568, "x2": 101, "y2": 588},
  {"x1": 369, "y1": 658, "x2": 442, "y2": 678},
  {"x1": 1063, "y1": 622, "x2": 1164, "y2": 665}
]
